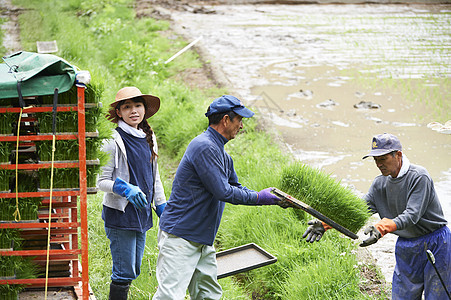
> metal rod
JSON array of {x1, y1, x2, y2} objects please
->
[
  {"x1": 271, "y1": 188, "x2": 359, "y2": 240},
  {"x1": 426, "y1": 249, "x2": 451, "y2": 299},
  {"x1": 165, "y1": 36, "x2": 203, "y2": 64}
]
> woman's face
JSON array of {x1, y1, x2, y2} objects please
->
[{"x1": 116, "y1": 99, "x2": 145, "y2": 129}]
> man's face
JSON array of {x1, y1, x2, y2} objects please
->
[
  {"x1": 373, "y1": 151, "x2": 402, "y2": 177},
  {"x1": 116, "y1": 99, "x2": 145, "y2": 129},
  {"x1": 224, "y1": 115, "x2": 243, "y2": 140}
]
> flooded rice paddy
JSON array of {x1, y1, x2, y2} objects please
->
[{"x1": 170, "y1": 4, "x2": 451, "y2": 282}]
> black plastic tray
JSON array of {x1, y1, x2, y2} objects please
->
[
  {"x1": 271, "y1": 188, "x2": 358, "y2": 240},
  {"x1": 216, "y1": 243, "x2": 277, "y2": 279}
]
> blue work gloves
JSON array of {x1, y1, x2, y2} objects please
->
[
  {"x1": 155, "y1": 203, "x2": 166, "y2": 218},
  {"x1": 113, "y1": 177, "x2": 148, "y2": 209},
  {"x1": 256, "y1": 188, "x2": 280, "y2": 205}
]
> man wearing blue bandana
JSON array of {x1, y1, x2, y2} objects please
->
[{"x1": 152, "y1": 95, "x2": 285, "y2": 300}]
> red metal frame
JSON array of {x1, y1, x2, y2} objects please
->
[{"x1": 0, "y1": 86, "x2": 90, "y2": 299}]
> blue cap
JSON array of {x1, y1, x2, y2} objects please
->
[
  {"x1": 363, "y1": 133, "x2": 402, "y2": 159},
  {"x1": 205, "y1": 95, "x2": 254, "y2": 118}
]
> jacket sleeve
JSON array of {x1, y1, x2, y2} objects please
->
[
  {"x1": 192, "y1": 144, "x2": 258, "y2": 205},
  {"x1": 97, "y1": 139, "x2": 116, "y2": 193},
  {"x1": 152, "y1": 134, "x2": 166, "y2": 206}
]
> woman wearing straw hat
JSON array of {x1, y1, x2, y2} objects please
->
[{"x1": 97, "y1": 87, "x2": 167, "y2": 299}]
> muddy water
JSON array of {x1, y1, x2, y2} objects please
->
[{"x1": 170, "y1": 4, "x2": 451, "y2": 282}]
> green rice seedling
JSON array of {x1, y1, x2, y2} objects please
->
[
  {"x1": 0, "y1": 255, "x2": 20, "y2": 277},
  {"x1": 0, "y1": 112, "x2": 16, "y2": 135},
  {"x1": 37, "y1": 137, "x2": 106, "y2": 162},
  {"x1": 0, "y1": 256, "x2": 38, "y2": 298},
  {"x1": 0, "y1": 199, "x2": 16, "y2": 222},
  {"x1": 86, "y1": 106, "x2": 103, "y2": 133},
  {"x1": 37, "y1": 111, "x2": 78, "y2": 133},
  {"x1": 87, "y1": 165, "x2": 100, "y2": 188},
  {"x1": 18, "y1": 198, "x2": 41, "y2": 221},
  {"x1": 36, "y1": 139, "x2": 79, "y2": 161},
  {"x1": 12, "y1": 171, "x2": 38, "y2": 193},
  {"x1": 0, "y1": 169, "x2": 12, "y2": 192},
  {"x1": 40, "y1": 85, "x2": 77, "y2": 105},
  {"x1": 279, "y1": 162, "x2": 370, "y2": 233},
  {"x1": 0, "y1": 142, "x2": 12, "y2": 163},
  {"x1": 0, "y1": 283, "x2": 22, "y2": 300},
  {"x1": 38, "y1": 167, "x2": 80, "y2": 189},
  {"x1": 84, "y1": 82, "x2": 104, "y2": 104},
  {"x1": 0, "y1": 229, "x2": 22, "y2": 250},
  {"x1": 86, "y1": 137, "x2": 102, "y2": 161},
  {"x1": 38, "y1": 163, "x2": 104, "y2": 190}
]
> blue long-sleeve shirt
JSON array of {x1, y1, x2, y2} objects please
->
[{"x1": 159, "y1": 126, "x2": 258, "y2": 246}]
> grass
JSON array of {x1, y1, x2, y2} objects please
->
[
  {"x1": 0, "y1": 112, "x2": 16, "y2": 134},
  {"x1": 4, "y1": 0, "x2": 391, "y2": 299}
]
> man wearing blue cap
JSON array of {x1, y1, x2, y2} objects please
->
[
  {"x1": 153, "y1": 95, "x2": 284, "y2": 300},
  {"x1": 303, "y1": 133, "x2": 450, "y2": 299}
]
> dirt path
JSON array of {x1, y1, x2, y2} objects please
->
[{"x1": 0, "y1": 0, "x2": 21, "y2": 54}]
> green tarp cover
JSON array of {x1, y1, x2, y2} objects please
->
[{"x1": 0, "y1": 51, "x2": 76, "y2": 99}]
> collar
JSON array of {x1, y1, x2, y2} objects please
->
[
  {"x1": 392, "y1": 154, "x2": 410, "y2": 178},
  {"x1": 207, "y1": 126, "x2": 228, "y2": 145},
  {"x1": 118, "y1": 120, "x2": 146, "y2": 138}
]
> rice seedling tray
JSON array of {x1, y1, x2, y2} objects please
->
[
  {"x1": 37, "y1": 187, "x2": 98, "y2": 194},
  {"x1": 216, "y1": 243, "x2": 277, "y2": 279},
  {"x1": 271, "y1": 188, "x2": 359, "y2": 240}
]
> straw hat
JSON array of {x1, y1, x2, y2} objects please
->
[{"x1": 107, "y1": 87, "x2": 160, "y2": 123}]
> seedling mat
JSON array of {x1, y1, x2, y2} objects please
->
[
  {"x1": 271, "y1": 188, "x2": 358, "y2": 240},
  {"x1": 216, "y1": 243, "x2": 277, "y2": 279}
]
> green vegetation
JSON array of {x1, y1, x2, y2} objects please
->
[
  {"x1": 279, "y1": 163, "x2": 371, "y2": 233},
  {"x1": 3, "y1": 0, "x2": 387, "y2": 299},
  {"x1": 0, "y1": 229, "x2": 39, "y2": 298},
  {"x1": 0, "y1": 198, "x2": 41, "y2": 221}
]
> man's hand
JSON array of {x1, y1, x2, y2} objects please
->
[
  {"x1": 360, "y1": 218, "x2": 396, "y2": 247},
  {"x1": 302, "y1": 220, "x2": 330, "y2": 243},
  {"x1": 359, "y1": 225, "x2": 382, "y2": 247},
  {"x1": 374, "y1": 218, "x2": 397, "y2": 236},
  {"x1": 256, "y1": 188, "x2": 280, "y2": 205},
  {"x1": 275, "y1": 198, "x2": 295, "y2": 209}
]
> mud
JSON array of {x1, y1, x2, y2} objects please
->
[{"x1": 164, "y1": 3, "x2": 451, "y2": 284}]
